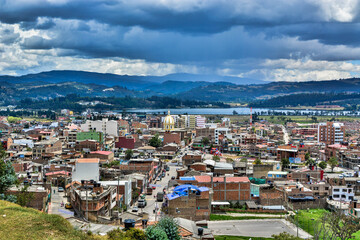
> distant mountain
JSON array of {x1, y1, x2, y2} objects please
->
[
  {"x1": 177, "y1": 78, "x2": 360, "y2": 102},
  {"x1": 0, "y1": 70, "x2": 265, "y2": 90}
]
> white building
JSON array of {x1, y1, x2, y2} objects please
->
[
  {"x1": 81, "y1": 118, "x2": 118, "y2": 137},
  {"x1": 331, "y1": 186, "x2": 354, "y2": 202},
  {"x1": 99, "y1": 180, "x2": 132, "y2": 207},
  {"x1": 72, "y1": 158, "x2": 100, "y2": 182},
  {"x1": 196, "y1": 116, "x2": 206, "y2": 128}
]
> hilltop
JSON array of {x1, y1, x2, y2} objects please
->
[{"x1": 0, "y1": 200, "x2": 103, "y2": 240}]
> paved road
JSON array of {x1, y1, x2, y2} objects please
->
[
  {"x1": 48, "y1": 187, "x2": 74, "y2": 219},
  {"x1": 135, "y1": 165, "x2": 178, "y2": 221},
  {"x1": 208, "y1": 219, "x2": 311, "y2": 239},
  {"x1": 281, "y1": 125, "x2": 290, "y2": 144}
]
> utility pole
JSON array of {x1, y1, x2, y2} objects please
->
[{"x1": 85, "y1": 181, "x2": 88, "y2": 221}]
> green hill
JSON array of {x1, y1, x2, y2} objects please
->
[{"x1": 0, "y1": 200, "x2": 102, "y2": 240}]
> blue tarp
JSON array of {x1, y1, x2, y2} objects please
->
[
  {"x1": 180, "y1": 176, "x2": 195, "y2": 181},
  {"x1": 166, "y1": 184, "x2": 209, "y2": 201}
]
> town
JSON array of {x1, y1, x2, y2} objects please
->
[{"x1": 1, "y1": 109, "x2": 360, "y2": 239}]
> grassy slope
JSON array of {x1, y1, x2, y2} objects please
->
[
  {"x1": 296, "y1": 209, "x2": 360, "y2": 240},
  {"x1": 0, "y1": 200, "x2": 102, "y2": 240}
]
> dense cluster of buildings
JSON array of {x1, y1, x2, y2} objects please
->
[{"x1": 2, "y1": 109, "x2": 360, "y2": 232}]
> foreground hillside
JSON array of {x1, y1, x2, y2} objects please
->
[{"x1": 0, "y1": 200, "x2": 102, "y2": 240}]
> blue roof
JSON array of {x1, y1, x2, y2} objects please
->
[
  {"x1": 180, "y1": 176, "x2": 195, "y2": 181},
  {"x1": 166, "y1": 184, "x2": 209, "y2": 201}
]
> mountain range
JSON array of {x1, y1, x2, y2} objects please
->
[{"x1": 2, "y1": 70, "x2": 360, "y2": 105}]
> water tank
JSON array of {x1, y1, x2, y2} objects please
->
[
  {"x1": 198, "y1": 227, "x2": 204, "y2": 236},
  {"x1": 124, "y1": 219, "x2": 135, "y2": 229}
]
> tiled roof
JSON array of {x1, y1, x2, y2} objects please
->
[
  {"x1": 77, "y1": 158, "x2": 100, "y2": 163},
  {"x1": 194, "y1": 175, "x2": 249, "y2": 183},
  {"x1": 90, "y1": 151, "x2": 112, "y2": 155}
]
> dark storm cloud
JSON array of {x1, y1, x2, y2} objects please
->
[{"x1": 1, "y1": 0, "x2": 360, "y2": 79}]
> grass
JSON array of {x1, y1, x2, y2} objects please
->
[
  {"x1": 210, "y1": 214, "x2": 282, "y2": 221},
  {"x1": 295, "y1": 209, "x2": 360, "y2": 239},
  {"x1": 0, "y1": 200, "x2": 104, "y2": 240},
  {"x1": 215, "y1": 236, "x2": 273, "y2": 240},
  {"x1": 225, "y1": 210, "x2": 286, "y2": 215}
]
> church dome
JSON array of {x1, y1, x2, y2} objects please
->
[{"x1": 163, "y1": 110, "x2": 175, "y2": 131}]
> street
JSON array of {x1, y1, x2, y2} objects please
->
[
  {"x1": 48, "y1": 186, "x2": 74, "y2": 219},
  {"x1": 137, "y1": 165, "x2": 178, "y2": 221}
]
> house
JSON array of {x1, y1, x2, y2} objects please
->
[
  {"x1": 72, "y1": 158, "x2": 100, "y2": 182},
  {"x1": 165, "y1": 184, "x2": 211, "y2": 221},
  {"x1": 85, "y1": 151, "x2": 114, "y2": 163}
]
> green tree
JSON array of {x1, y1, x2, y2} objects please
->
[
  {"x1": 281, "y1": 158, "x2": 290, "y2": 170},
  {"x1": 0, "y1": 146, "x2": 17, "y2": 202},
  {"x1": 305, "y1": 153, "x2": 310, "y2": 161},
  {"x1": 305, "y1": 158, "x2": 316, "y2": 168},
  {"x1": 328, "y1": 157, "x2": 338, "y2": 172},
  {"x1": 125, "y1": 149, "x2": 133, "y2": 160},
  {"x1": 149, "y1": 134, "x2": 162, "y2": 148},
  {"x1": 146, "y1": 225, "x2": 168, "y2": 240},
  {"x1": 201, "y1": 137, "x2": 210, "y2": 146},
  {"x1": 318, "y1": 161, "x2": 327, "y2": 170},
  {"x1": 254, "y1": 158, "x2": 262, "y2": 165},
  {"x1": 125, "y1": 228, "x2": 146, "y2": 240},
  {"x1": 156, "y1": 216, "x2": 181, "y2": 240}
]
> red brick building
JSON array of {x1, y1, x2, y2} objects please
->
[
  {"x1": 163, "y1": 132, "x2": 181, "y2": 145},
  {"x1": 115, "y1": 136, "x2": 135, "y2": 149},
  {"x1": 178, "y1": 175, "x2": 251, "y2": 202}
]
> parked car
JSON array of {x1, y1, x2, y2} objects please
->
[
  {"x1": 138, "y1": 199, "x2": 147, "y2": 208},
  {"x1": 132, "y1": 206, "x2": 139, "y2": 212},
  {"x1": 65, "y1": 202, "x2": 72, "y2": 209},
  {"x1": 58, "y1": 187, "x2": 64, "y2": 192},
  {"x1": 156, "y1": 192, "x2": 164, "y2": 202}
]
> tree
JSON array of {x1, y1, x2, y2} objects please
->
[
  {"x1": 156, "y1": 216, "x2": 181, "y2": 240},
  {"x1": 318, "y1": 161, "x2": 327, "y2": 170},
  {"x1": 201, "y1": 137, "x2": 210, "y2": 146},
  {"x1": 254, "y1": 158, "x2": 262, "y2": 165},
  {"x1": 149, "y1": 134, "x2": 162, "y2": 148},
  {"x1": 305, "y1": 158, "x2": 316, "y2": 169},
  {"x1": 328, "y1": 157, "x2": 338, "y2": 172},
  {"x1": 146, "y1": 225, "x2": 168, "y2": 240},
  {"x1": 125, "y1": 149, "x2": 133, "y2": 160},
  {"x1": 281, "y1": 158, "x2": 290, "y2": 170},
  {"x1": 322, "y1": 212, "x2": 360, "y2": 240},
  {"x1": 0, "y1": 146, "x2": 17, "y2": 202}
]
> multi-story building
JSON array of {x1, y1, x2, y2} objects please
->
[
  {"x1": 72, "y1": 158, "x2": 100, "y2": 182},
  {"x1": 331, "y1": 186, "x2": 354, "y2": 202},
  {"x1": 70, "y1": 182, "x2": 117, "y2": 221},
  {"x1": 318, "y1": 122, "x2": 345, "y2": 145},
  {"x1": 195, "y1": 116, "x2": 206, "y2": 128},
  {"x1": 32, "y1": 139, "x2": 62, "y2": 160},
  {"x1": 165, "y1": 185, "x2": 211, "y2": 221},
  {"x1": 81, "y1": 118, "x2": 118, "y2": 137}
]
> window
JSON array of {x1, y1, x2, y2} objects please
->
[
  {"x1": 334, "y1": 194, "x2": 340, "y2": 198},
  {"x1": 334, "y1": 189, "x2": 339, "y2": 192}
]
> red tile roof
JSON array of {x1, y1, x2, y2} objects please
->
[
  {"x1": 90, "y1": 151, "x2": 112, "y2": 155},
  {"x1": 45, "y1": 171, "x2": 71, "y2": 176},
  {"x1": 77, "y1": 158, "x2": 100, "y2": 163}
]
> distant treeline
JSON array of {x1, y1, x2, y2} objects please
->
[
  {"x1": 249, "y1": 93, "x2": 360, "y2": 108},
  {"x1": 16, "y1": 94, "x2": 230, "y2": 112}
]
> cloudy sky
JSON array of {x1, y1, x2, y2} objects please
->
[{"x1": 1, "y1": 0, "x2": 360, "y2": 82}]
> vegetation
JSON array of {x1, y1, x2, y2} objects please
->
[
  {"x1": 328, "y1": 157, "x2": 339, "y2": 172},
  {"x1": 149, "y1": 134, "x2": 162, "y2": 148},
  {"x1": 156, "y1": 216, "x2": 181, "y2": 240},
  {"x1": 272, "y1": 232, "x2": 302, "y2": 240},
  {"x1": 281, "y1": 158, "x2": 290, "y2": 170},
  {"x1": 16, "y1": 95, "x2": 229, "y2": 112},
  {"x1": 107, "y1": 228, "x2": 146, "y2": 240},
  {"x1": 210, "y1": 214, "x2": 281, "y2": 221},
  {"x1": 0, "y1": 200, "x2": 102, "y2": 240},
  {"x1": 318, "y1": 161, "x2": 327, "y2": 170},
  {"x1": 201, "y1": 137, "x2": 210, "y2": 146},
  {"x1": 0, "y1": 146, "x2": 17, "y2": 202},
  {"x1": 125, "y1": 149, "x2": 133, "y2": 160},
  {"x1": 249, "y1": 93, "x2": 360, "y2": 108},
  {"x1": 145, "y1": 225, "x2": 168, "y2": 240},
  {"x1": 7, "y1": 116, "x2": 22, "y2": 123},
  {"x1": 254, "y1": 158, "x2": 262, "y2": 165},
  {"x1": 213, "y1": 155, "x2": 221, "y2": 161}
]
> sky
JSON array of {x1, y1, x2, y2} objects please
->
[{"x1": 1, "y1": 0, "x2": 360, "y2": 82}]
